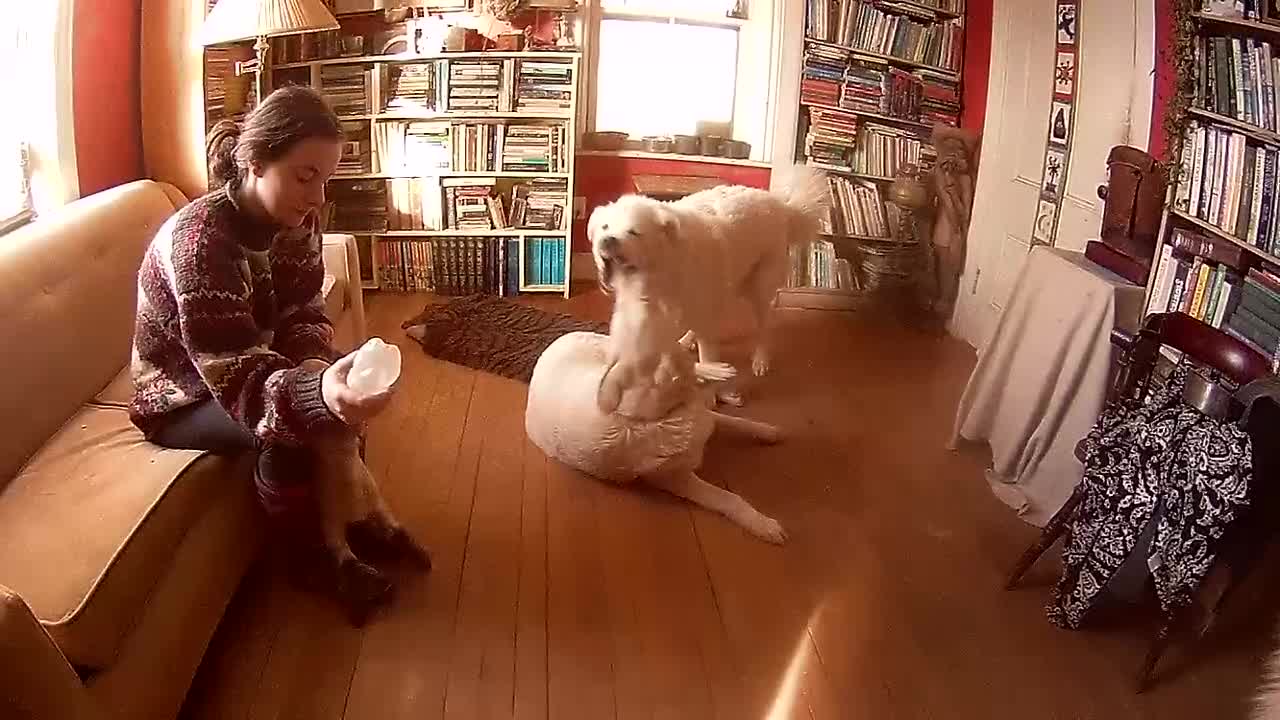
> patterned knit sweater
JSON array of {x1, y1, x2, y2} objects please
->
[{"x1": 130, "y1": 186, "x2": 344, "y2": 445}]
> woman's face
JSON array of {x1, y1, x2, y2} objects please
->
[{"x1": 249, "y1": 136, "x2": 343, "y2": 228}]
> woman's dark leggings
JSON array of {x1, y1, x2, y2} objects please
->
[{"x1": 146, "y1": 399, "x2": 315, "y2": 520}]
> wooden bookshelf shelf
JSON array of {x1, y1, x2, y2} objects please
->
[
  {"x1": 804, "y1": 37, "x2": 961, "y2": 80},
  {"x1": 1193, "y1": 11, "x2": 1280, "y2": 36},
  {"x1": 335, "y1": 111, "x2": 574, "y2": 121},
  {"x1": 333, "y1": 171, "x2": 572, "y2": 180},
  {"x1": 800, "y1": 100, "x2": 936, "y2": 133},
  {"x1": 777, "y1": 286, "x2": 864, "y2": 310},
  {"x1": 274, "y1": 50, "x2": 582, "y2": 70},
  {"x1": 1187, "y1": 106, "x2": 1280, "y2": 145},
  {"x1": 333, "y1": 229, "x2": 571, "y2": 238},
  {"x1": 1169, "y1": 209, "x2": 1280, "y2": 267}
]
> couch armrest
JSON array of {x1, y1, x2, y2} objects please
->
[
  {"x1": 321, "y1": 233, "x2": 367, "y2": 345},
  {"x1": 0, "y1": 586, "x2": 100, "y2": 720}
]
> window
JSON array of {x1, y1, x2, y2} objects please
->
[
  {"x1": 595, "y1": 18, "x2": 739, "y2": 139},
  {"x1": 588, "y1": 0, "x2": 775, "y2": 160},
  {"x1": 0, "y1": 2, "x2": 77, "y2": 233}
]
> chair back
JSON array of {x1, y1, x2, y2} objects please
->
[{"x1": 1147, "y1": 312, "x2": 1272, "y2": 385}]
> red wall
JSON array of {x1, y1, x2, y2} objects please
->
[
  {"x1": 73, "y1": 0, "x2": 144, "y2": 197},
  {"x1": 960, "y1": 0, "x2": 993, "y2": 134},
  {"x1": 571, "y1": 156, "x2": 771, "y2": 253}
]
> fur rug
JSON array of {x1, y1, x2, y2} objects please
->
[{"x1": 401, "y1": 295, "x2": 607, "y2": 383}]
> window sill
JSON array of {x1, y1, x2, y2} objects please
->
[
  {"x1": 576, "y1": 149, "x2": 771, "y2": 169},
  {"x1": 0, "y1": 208, "x2": 35, "y2": 238}
]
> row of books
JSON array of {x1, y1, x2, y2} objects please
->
[
  {"x1": 805, "y1": 1, "x2": 963, "y2": 71},
  {"x1": 1228, "y1": 268, "x2": 1280, "y2": 366},
  {"x1": 339, "y1": 122, "x2": 372, "y2": 176},
  {"x1": 801, "y1": 41, "x2": 959, "y2": 125},
  {"x1": 786, "y1": 239, "x2": 857, "y2": 291},
  {"x1": 364, "y1": 120, "x2": 571, "y2": 175},
  {"x1": 204, "y1": 48, "x2": 254, "y2": 129},
  {"x1": 371, "y1": 121, "x2": 451, "y2": 174},
  {"x1": 1193, "y1": 32, "x2": 1280, "y2": 133},
  {"x1": 1173, "y1": 120, "x2": 1280, "y2": 254},
  {"x1": 822, "y1": 174, "x2": 894, "y2": 238},
  {"x1": 328, "y1": 176, "x2": 569, "y2": 233},
  {"x1": 852, "y1": 122, "x2": 935, "y2": 177},
  {"x1": 317, "y1": 59, "x2": 574, "y2": 117},
  {"x1": 374, "y1": 235, "x2": 569, "y2": 295}
]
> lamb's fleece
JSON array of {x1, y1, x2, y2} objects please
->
[{"x1": 525, "y1": 331, "x2": 714, "y2": 485}]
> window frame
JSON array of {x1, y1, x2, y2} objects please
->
[{"x1": 580, "y1": 0, "x2": 778, "y2": 162}]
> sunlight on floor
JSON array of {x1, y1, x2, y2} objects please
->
[{"x1": 766, "y1": 600, "x2": 827, "y2": 720}]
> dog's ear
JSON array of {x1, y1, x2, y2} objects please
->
[
  {"x1": 596, "y1": 361, "x2": 628, "y2": 414},
  {"x1": 654, "y1": 205, "x2": 682, "y2": 247}
]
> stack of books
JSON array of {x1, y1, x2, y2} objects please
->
[
  {"x1": 325, "y1": 180, "x2": 387, "y2": 232},
  {"x1": 516, "y1": 60, "x2": 574, "y2": 112},
  {"x1": 918, "y1": 71, "x2": 961, "y2": 126},
  {"x1": 450, "y1": 123, "x2": 502, "y2": 172},
  {"x1": 501, "y1": 124, "x2": 570, "y2": 173},
  {"x1": 336, "y1": 122, "x2": 371, "y2": 176},
  {"x1": 442, "y1": 177, "x2": 505, "y2": 230},
  {"x1": 1194, "y1": 33, "x2": 1280, "y2": 131},
  {"x1": 851, "y1": 123, "x2": 934, "y2": 177},
  {"x1": 822, "y1": 175, "x2": 892, "y2": 238},
  {"x1": 373, "y1": 121, "x2": 451, "y2": 174},
  {"x1": 801, "y1": 43, "x2": 848, "y2": 106},
  {"x1": 523, "y1": 237, "x2": 567, "y2": 287},
  {"x1": 385, "y1": 62, "x2": 437, "y2": 112},
  {"x1": 320, "y1": 65, "x2": 371, "y2": 116},
  {"x1": 429, "y1": 237, "x2": 504, "y2": 296},
  {"x1": 510, "y1": 178, "x2": 568, "y2": 230},
  {"x1": 805, "y1": 0, "x2": 963, "y2": 71},
  {"x1": 447, "y1": 61, "x2": 507, "y2": 112},
  {"x1": 1225, "y1": 268, "x2": 1280, "y2": 366},
  {"x1": 386, "y1": 176, "x2": 444, "y2": 231},
  {"x1": 1174, "y1": 119, "x2": 1280, "y2": 253},
  {"x1": 804, "y1": 106, "x2": 860, "y2": 170},
  {"x1": 882, "y1": 69, "x2": 922, "y2": 120},
  {"x1": 786, "y1": 239, "x2": 856, "y2": 291},
  {"x1": 841, "y1": 57, "x2": 890, "y2": 114}
]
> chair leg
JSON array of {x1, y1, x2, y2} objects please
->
[{"x1": 1005, "y1": 486, "x2": 1085, "y2": 590}]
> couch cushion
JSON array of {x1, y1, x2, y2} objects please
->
[
  {"x1": 0, "y1": 180, "x2": 186, "y2": 483},
  {"x1": 0, "y1": 404, "x2": 248, "y2": 669},
  {"x1": 93, "y1": 368, "x2": 134, "y2": 408}
]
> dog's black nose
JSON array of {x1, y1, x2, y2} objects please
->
[{"x1": 600, "y1": 235, "x2": 618, "y2": 251}]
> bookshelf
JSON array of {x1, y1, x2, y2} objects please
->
[
  {"x1": 788, "y1": 0, "x2": 965, "y2": 304},
  {"x1": 1154, "y1": 8, "x2": 1280, "y2": 370},
  {"x1": 262, "y1": 49, "x2": 580, "y2": 298}
]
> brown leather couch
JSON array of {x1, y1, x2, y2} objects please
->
[{"x1": 0, "y1": 180, "x2": 366, "y2": 719}]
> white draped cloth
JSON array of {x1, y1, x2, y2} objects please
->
[{"x1": 950, "y1": 246, "x2": 1146, "y2": 526}]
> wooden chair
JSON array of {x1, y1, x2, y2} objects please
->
[{"x1": 1004, "y1": 311, "x2": 1275, "y2": 692}]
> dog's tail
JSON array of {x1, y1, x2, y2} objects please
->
[{"x1": 771, "y1": 163, "x2": 831, "y2": 244}]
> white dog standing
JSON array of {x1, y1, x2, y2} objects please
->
[{"x1": 587, "y1": 164, "x2": 830, "y2": 405}]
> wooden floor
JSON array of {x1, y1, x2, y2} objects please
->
[{"x1": 180, "y1": 289, "x2": 1280, "y2": 720}]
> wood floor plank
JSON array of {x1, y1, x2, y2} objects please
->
[
  {"x1": 343, "y1": 359, "x2": 480, "y2": 720},
  {"x1": 512, "y1": 435, "x2": 549, "y2": 720},
  {"x1": 544, "y1": 456, "x2": 617, "y2": 719},
  {"x1": 442, "y1": 373, "x2": 528, "y2": 720}
]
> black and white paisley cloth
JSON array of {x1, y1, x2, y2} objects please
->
[{"x1": 1048, "y1": 364, "x2": 1253, "y2": 629}]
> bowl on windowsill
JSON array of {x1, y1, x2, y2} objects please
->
[{"x1": 584, "y1": 131, "x2": 628, "y2": 151}]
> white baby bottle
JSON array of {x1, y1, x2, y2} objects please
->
[{"x1": 348, "y1": 338, "x2": 402, "y2": 395}]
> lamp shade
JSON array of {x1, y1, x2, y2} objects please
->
[{"x1": 202, "y1": 0, "x2": 341, "y2": 46}]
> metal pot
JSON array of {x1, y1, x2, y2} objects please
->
[
  {"x1": 641, "y1": 136, "x2": 673, "y2": 153},
  {"x1": 722, "y1": 139, "x2": 751, "y2": 159},
  {"x1": 673, "y1": 134, "x2": 700, "y2": 154},
  {"x1": 699, "y1": 135, "x2": 724, "y2": 156}
]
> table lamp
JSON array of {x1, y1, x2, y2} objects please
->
[{"x1": 201, "y1": 0, "x2": 341, "y2": 104}]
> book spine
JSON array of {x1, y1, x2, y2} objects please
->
[
  {"x1": 1251, "y1": 144, "x2": 1266, "y2": 241},
  {"x1": 1191, "y1": 125, "x2": 1208, "y2": 218},
  {"x1": 1169, "y1": 259, "x2": 1190, "y2": 313}
]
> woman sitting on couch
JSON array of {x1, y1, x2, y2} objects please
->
[{"x1": 128, "y1": 86, "x2": 399, "y2": 613}]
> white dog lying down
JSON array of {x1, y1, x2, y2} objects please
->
[
  {"x1": 587, "y1": 164, "x2": 830, "y2": 406},
  {"x1": 525, "y1": 332, "x2": 787, "y2": 543},
  {"x1": 525, "y1": 266, "x2": 787, "y2": 543}
]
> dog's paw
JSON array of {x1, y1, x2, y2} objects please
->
[
  {"x1": 336, "y1": 555, "x2": 395, "y2": 627},
  {"x1": 750, "y1": 516, "x2": 788, "y2": 545},
  {"x1": 716, "y1": 389, "x2": 745, "y2": 407},
  {"x1": 751, "y1": 350, "x2": 771, "y2": 378}
]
